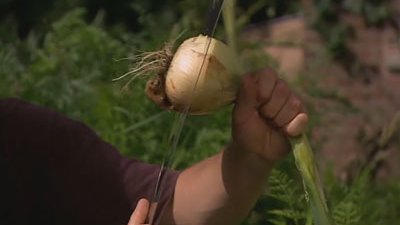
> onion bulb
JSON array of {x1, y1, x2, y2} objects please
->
[{"x1": 144, "y1": 35, "x2": 240, "y2": 114}]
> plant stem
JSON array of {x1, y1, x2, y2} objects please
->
[
  {"x1": 223, "y1": 0, "x2": 238, "y2": 62},
  {"x1": 290, "y1": 134, "x2": 333, "y2": 225}
]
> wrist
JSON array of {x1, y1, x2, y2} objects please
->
[
  {"x1": 225, "y1": 141, "x2": 275, "y2": 177},
  {"x1": 227, "y1": 139, "x2": 282, "y2": 164}
]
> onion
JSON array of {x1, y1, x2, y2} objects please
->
[{"x1": 145, "y1": 35, "x2": 240, "y2": 114}]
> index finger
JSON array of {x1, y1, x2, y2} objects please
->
[{"x1": 128, "y1": 199, "x2": 151, "y2": 225}]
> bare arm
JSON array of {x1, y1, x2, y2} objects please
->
[
  {"x1": 172, "y1": 145, "x2": 272, "y2": 225},
  {"x1": 130, "y1": 69, "x2": 308, "y2": 225}
]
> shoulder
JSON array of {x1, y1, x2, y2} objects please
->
[
  {"x1": 0, "y1": 98, "x2": 65, "y2": 126},
  {"x1": 0, "y1": 97, "x2": 91, "y2": 134},
  {"x1": 0, "y1": 98, "x2": 20, "y2": 118},
  {"x1": 0, "y1": 98, "x2": 98, "y2": 156}
]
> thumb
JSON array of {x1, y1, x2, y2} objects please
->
[
  {"x1": 128, "y1": 198, "x2": 151, "y2": 225},
  {"x1": 284, "y1": 113, "x2": 309, "y2": 137}
]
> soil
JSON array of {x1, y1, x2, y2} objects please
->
[{"x1": 243, "y1": 15, "x2": 400, "y2": 182}]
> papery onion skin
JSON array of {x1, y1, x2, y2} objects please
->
[{"x1": 146, "y1": 35, "x2": 239, "y2": 115}]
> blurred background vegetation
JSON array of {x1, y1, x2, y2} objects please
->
[{"x1": 1, "y1": 0, "x2": 400, "y2": 224}]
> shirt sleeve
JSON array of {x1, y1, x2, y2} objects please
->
[{"x1": 0, "y1": 98, "x2": 179, "y2": 225}]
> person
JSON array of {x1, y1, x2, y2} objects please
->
[{"x1": 0, "y1": 69, "x2": 308, "y2": 225}]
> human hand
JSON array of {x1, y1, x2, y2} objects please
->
[
  {"x1": 127, "y1": 199, "x2": 151, "y2": 225},
  {"x1": 231, "y1": 68, "x2": 308, "y2": 163}
]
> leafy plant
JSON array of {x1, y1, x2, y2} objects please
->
[
  {"x1": 343, "y1": 0, "x2": 390, "y2": 25},
  {"x1": 267, "y1": 169, "x2": 307, "y2": 225},
  {"x1": 1, "y1": 3, "x2": 400, "y2": 225}
]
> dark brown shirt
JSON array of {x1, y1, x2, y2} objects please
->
[{"x1": 0, "y1": 98, "x2": 179, "y2": 225}]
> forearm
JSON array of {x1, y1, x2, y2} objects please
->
[{"x1": 170, "y1": 144, "x2": 274, "y2": 225}]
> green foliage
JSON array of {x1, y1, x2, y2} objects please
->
[
  {"x1": 244, "y1": 165, "x2": 400, "y2": 225},
  {"x1": 22, "y1": 9, "x2": 128, "y2": 114},
  {"x1": 331, "y1": 173, "x2": 366, "y2": 225},
  {"x1": 333, "y1": 202, "x2": 360, "y2": 225},
  {"x1": 0, "y1": 43, "x2": 25, "y2": 96},
  {"x1": 342, "y1": 0, "x2": 390, "y2": 25},
  {"x1": 314, "y1": 0, "x2": 391, "y2": 62},
  {"x1": 1, "y1": 2, "x2": 400, "y2": 225},
  {"x1": 0, "y1": 6, "x2": 233, "y2": 165},
  {"x1": 267, "y1": 170, "x2": 307, "y2": 225}
]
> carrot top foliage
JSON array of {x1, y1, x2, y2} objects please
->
[{"x1": 1, "y1": 1, "x2": 399, "y2": 225}]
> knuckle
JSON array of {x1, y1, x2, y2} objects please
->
[
  {"x1": 257, "y1": 92, "x2": 270, "y2": 103},
  {"x1": 289, "y1": 97, "x2": 301, "y2": 111},
  {"x1": 260, "y1": 68, "x2": 278, "y2": 78},
  {"x1": 254, "y1": 69, "x2": 279, "y2": 103},
  {"x1": 241, "y1": 73, "x2": 252, "y2": 82},
  {"x1": 239, "y1": 73, "x2": 254, "y2": 89},
  {"x1": 253, "y1": 68, "x2": 278, "y2": 82},
  {"x1": 260, "y1": 103, "x2": 273, "y2": 119},
  {"x1": 257, "y1": 86, "x2": 271, "y2": 103},
  {"x1": 274, "y1": 80, "x2": 287, "y2": 94}
]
